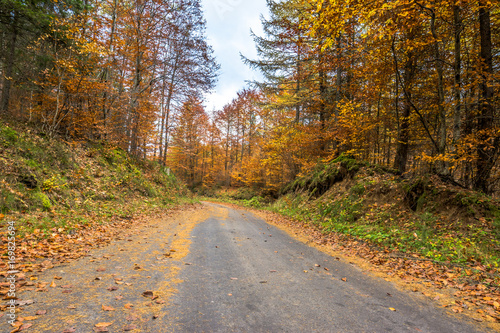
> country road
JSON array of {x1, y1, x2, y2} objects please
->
[{"x1": 1, "y1": 203, "x2": 487, "y2": 333}]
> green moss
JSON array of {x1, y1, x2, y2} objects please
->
[
  {"x1": 32, "y1": 191, "x2": 52, "y2": 211},
  {"x1": 350, "y1": 183, "x2": 366, "y2": 196},
  {"x1": 25, "y1": 159, "x2": 41, "y2": 169},
  {"x1": 0, "y1": 126, "x2": 18, "y2": 146}
]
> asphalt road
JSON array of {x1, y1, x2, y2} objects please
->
[
  {"x1": 1, "y1": 203, "x2": 488, "y2": 332},
  {"x1": 167, "y1": 203, "x2": 484, "y2": 333}
]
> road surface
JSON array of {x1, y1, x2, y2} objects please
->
[{"x1": 1, "y1": 203, "x2": 487, "y2": 332}]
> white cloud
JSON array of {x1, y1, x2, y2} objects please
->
[{"x1": 201, "y1": 0, "x2": 268, "y2": 111}]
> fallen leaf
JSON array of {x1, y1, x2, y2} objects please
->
[
  {"x1": 389, "y1": 308, "x2": 397, "y2": 312},
  {"x1": 115, "y1": 295, "x2": 124, "y2": 300},
  {"x1": 142, "y1": 291, "x2": 154, "y2": 298},
  {"x1": 22, "y1": 316, "x2": 37, "y2": 321},
  {"x1": 485, "y1": 315, "x2": 497, "y2": 322},
  {"x1": 107, "y1": 286, "x2": 118, "y2": 291},
  {"x1": 20, "y1": 323, "x2": 33, "y2": 331},
  {"x1": 95, "y1": 322, "x2": 113, "y2": 328},
  {"x1": 49, "y1": 281, "x2": 56, "y2": 288},
  {"x1": 124, "y1": 303, "x2": 134, "y2": 309},
  {"x1": 341, "y1": 277, "x2": 347, "y2": 282},
  {"x1": 102, "y1": 305, "x2": 115, "y2": 311},
  {"x1": 54, "y1": 276, "x2": 63, "y2": 280},
  {"x1": 35, "y1": 310, "x2": 47, "y2": 315},
  {"x1": 67, "y1": 305, "x2": 76, "y2": 309},
  {"x1": 96, "y1": 267, "x2": 106, "y2": 272},
  {"x1": 155, "y1": 299, "x2": 165, "y2": 304}
]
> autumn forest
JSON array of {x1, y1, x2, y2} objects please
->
[{"x1": 1, "y1": 0, "x2": 499, "y2": 194}]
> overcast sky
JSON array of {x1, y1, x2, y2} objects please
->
[{"x1": 200, "y1": 0, "x2": 268, "y2": 112}]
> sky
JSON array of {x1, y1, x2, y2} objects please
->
[{"x1": 200, "y1": 0, "x2": 269, "y2": 112}]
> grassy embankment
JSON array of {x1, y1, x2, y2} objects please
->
[{"x1": 0, "y1": 120, "x2": 193, "y2": 239}]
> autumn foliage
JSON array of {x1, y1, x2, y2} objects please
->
[
  {"x1": 0, "y1": 0, "x2": 218, "y2": 159},
  {"x1": 1, "y1": 0, "x2": 498, "y2": 194},
  {"x1": 167, "y1": 0, "x2": 500, "y2": 195}
]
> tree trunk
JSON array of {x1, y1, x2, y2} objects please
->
[
  {"x1": 393, "y1": 39, "x2": 414, "y2": 175},
  {"x1": 452, "y1": 5, "x2": 462, "y2": 146},
  {"x1": 475, "y1": 2, "x2": 496, "y2": 193},
  {"x1": 1, "y1": 18, "x2": 17, "y2": 114},
  {"x1": 334, "y1": 35, "x2": 342, "y2": 120},
  {"x1": 430, "y1": 9, "x2": 447, "y2": 175}
]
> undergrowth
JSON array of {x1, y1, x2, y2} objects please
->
[{"x1": 0, "y1": 121, "x2": 193, "y2": 237}]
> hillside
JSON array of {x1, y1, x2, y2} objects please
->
[
  {"x1": 0, "y1": 120, "x2": 191, "y2": 264},
  {"x1": 276, "y1": 155, "x2": 500, "y2": 267}
]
